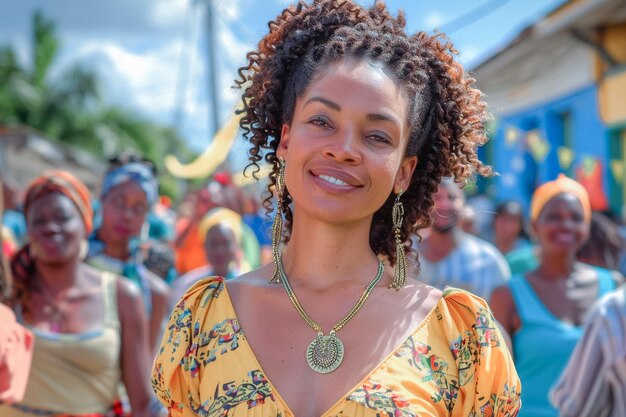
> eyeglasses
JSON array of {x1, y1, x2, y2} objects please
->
[{"x1": 105, "y1": 196, "x2": 148, "y2": 217}]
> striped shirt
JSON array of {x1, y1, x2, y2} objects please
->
[
  {"x1": 416, "y1": 232, "x2": 511, "y2": 300},
  {"x1": 551, "y1": 286, "x2": 626, "y2": 417}
]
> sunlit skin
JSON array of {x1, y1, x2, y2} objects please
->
[
  {"x1": 94, "y1": 179, "x2": 170, "y2": 356},
  {"x1": 27, "y1": 193, "x2": 85, "y2": 266},
  {"x1": 430, "y1": 183, "x2": 465, "y2": 234},
  {"x1": 225, "y1": 58, "x2": 447, "y2": 417},
  {"x1": 531, "y1": 193, "x2": 589, "y2": 257},
  {"x1": 490, "y1": 192, "x2": 613, "y2": 355},
  {"x1": 203, "y1": 224, "x2": 239, "y2": 277},
  {"x1": 18, "y1": 191, "x2": 156, "y2": 417},
  {"x1": 419, "y1": 181, "x2": 467, "y2": 264},
  {"x1": 278, "y1": 58, "x2": 416, "y2": 227},
  {"x1": 98, "y1": 181, "x2": 148, "y2": 258},
  {"x1": 494, "y1": 212, "x2": 525, "y2": 254}
]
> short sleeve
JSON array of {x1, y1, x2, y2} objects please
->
[
  {"x1": 151, "y1": 277, "x2": 224, "y2": 417},
  {"x1": 437, "y1": 289, "x2": 521, "y2": 417}
]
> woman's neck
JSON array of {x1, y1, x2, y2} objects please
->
[
  {"x1": 536, "y1": 252, "x2": 577, "y2": 280},
  {"x1": 495, "y1": 235, "x2": 516, "y2": 254},
  {"x1": 281, "y1": 216, "x2": 382, "y2": 290},
  {"x1": 35, "y1": 260, "x2": 82, "y2": 295},
  {"x1": 97, "y1": 230, "x2": 130, "y2": 260}
]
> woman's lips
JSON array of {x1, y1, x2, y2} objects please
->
[{"x1": 113, "y1": 224, "x2": 133, "y2": 236}]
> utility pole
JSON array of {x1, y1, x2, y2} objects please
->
[{"x1": 204, "y1": 0, "x2": 220, "y2": 136}]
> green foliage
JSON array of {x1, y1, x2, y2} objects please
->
[{"x1": 0, "y1": 11, "x2": 196, "y2": 200}]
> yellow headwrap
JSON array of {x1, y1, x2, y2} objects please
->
[
  {"x1": 530, "y1": 174, "x2": 591, "y2": 222},
  {"x1": 198, "y1": 207, "x2": 243, "y2": 244}
]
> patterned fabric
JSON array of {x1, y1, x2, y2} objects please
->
[
  {"x1": 152, "y1": 277, "x2": 521, "y2": 417},
  {"x1": 551, "y1": 285, "x2": 626, "y2": 417},
  {"x1": 416, "y1": 232, "x2": 511, "y2": 300}
]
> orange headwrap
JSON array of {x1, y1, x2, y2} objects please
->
[
  {"x1": 530, "y1": 174, "x2": 591, "y2": 223},
  {"x1": 23, "y1": 170, "x2": 93, "y2": 233}
]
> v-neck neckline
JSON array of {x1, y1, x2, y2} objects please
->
[
  {"x1": 519, "y1": 275, "x2": 584, "y2": 330},
  {"x1": 219, "y1": 280, "x2": 444, "y2": 416}
]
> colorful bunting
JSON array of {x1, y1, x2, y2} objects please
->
[
  {"x1": 557, "y1": 147, "x2": 574, "y2": 170},
  {"x1": 527, "y1": 130, "x2": 550, "y2": 163},
  {"x1": 611, "y1": 159, "x2": 624, "y2": 184}
]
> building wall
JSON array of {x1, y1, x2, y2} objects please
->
[
  {"x1": 474, "y1": 33, "x2": 595, "y2": 117},
  {"x1": 491, "y1": 84, "x2": 609, "y2": 211}
]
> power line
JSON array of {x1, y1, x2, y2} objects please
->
[{"x1": 438, "y1": 0, "x2": 514, "y2": 34}]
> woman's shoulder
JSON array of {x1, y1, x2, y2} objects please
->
[
  {"x1": 171, "y1": 276, "x2": 228, "y2": 312},
  {"x1": 435, "y1": 287, "x2": 500, "y2": 333}
]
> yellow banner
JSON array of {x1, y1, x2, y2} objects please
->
[{"x1": 165, "y1": 111, "x2": 242, "y2": 179}]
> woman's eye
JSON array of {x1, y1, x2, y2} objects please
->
[
  {"x1": 368, "y1": 133, "x2": 391, "y2": 144},
  {"x1": 309, "y1": 117, "x2": 330, "y2": 128}
]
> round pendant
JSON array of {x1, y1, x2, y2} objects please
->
[{"x1": 306, "y1": 333, "x2": 344, "y2": 374}]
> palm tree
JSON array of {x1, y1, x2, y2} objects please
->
[{"x1": 0, "y1": 11, "x2": 195, "y2": 198}]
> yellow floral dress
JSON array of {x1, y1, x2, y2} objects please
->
[{"x1": 152, "y1": 277, "x2": 521, "y2": 417}]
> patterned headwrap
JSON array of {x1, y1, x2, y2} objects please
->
[
  {"x1": 530, "y1": 174, "x2": 591, "y2": 223},
  {"x1": 24, "y1": 170, "x2": 93, "y2": 233},
  {"x1": 101, "y1": 162, "x2": 158, "y2": 206},
  {"x1": 11, "y1": 171, "x2": 93, "y2": 312}
]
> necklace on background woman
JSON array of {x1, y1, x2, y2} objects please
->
[{"x1": 277, "y1": 255, "x2": 384, "y2": 373}]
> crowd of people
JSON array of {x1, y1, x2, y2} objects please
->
[{"x1": 1, "y1": 0, "x2": 625, "y2": 416}]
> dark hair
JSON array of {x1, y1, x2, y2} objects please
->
[
  {"x1": 494, "y1": 200, "x2": 528, "y2": 240},
  {"x1": 236, "y1": 0, "x2": 491, "y2": 265},
  {"x1": 107, "y1": 150, "x2": 158, "y2": 176},
  {"x1": 578, "y1": 211, "x2": 624, "y2": 270}
]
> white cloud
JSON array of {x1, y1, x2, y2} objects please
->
[
  {"x1": 424, "y1": 12, "x2": 444, "y2": 30},
  {"x1": 69, "y1": 39, "x2": 198, "y2": 117},
  {"x1": 215, "y1": 0, "x2": 242, "y2": 22},
  {"x1": 150, "y1": 0, "x2": 191, "y2": 29}
]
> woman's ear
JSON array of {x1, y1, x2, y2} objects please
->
[
  {"x1": 394, "y1": 156, "x2": 417, "y2": 194},
  {"x1": 277, "y1": 124, "x2": 290, "y2": 159}
]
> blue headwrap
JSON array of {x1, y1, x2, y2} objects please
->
[
  {"x1": 86, "y1": 162, "x2": 158, "y2": 314},
  {"x1": 101, "y1": 162, "x2": 158, "y2": 206}
]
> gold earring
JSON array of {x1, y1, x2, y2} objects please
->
[
  {"x1": 79, "y1": 239, "x2": 89, "y2": 261},
  {"x1": 269, "y1": 157, "x2": 286, "y2": 283},
  {"x1": 390, "y1": 189, "x2": 406, "y2": 290}
]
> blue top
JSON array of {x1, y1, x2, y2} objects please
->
[{"x1": 508, "y1": 268, "x2": 616, "y2": 417}]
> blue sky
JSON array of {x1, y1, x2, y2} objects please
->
[{"x1": 1, "y1": 0, "x2": 566, "y2": 158}]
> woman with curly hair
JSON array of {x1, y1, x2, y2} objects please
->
[
  {"x1": 153, "y1": 1, "x2": 521, "y2": 416},
  {"x1": 0, "y1": 171, "x2": 159, "y2": 417}
]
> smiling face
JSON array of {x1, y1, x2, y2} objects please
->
[
  {"x1": 277, "y1": 57, "x2": 417, "y2": 225},
  {"x1": 27, "y1": 192, "x2": 86, "y2": 264},
  {"x1": 99, "y1": 181, "x2": 148, "y2": 245},
  {"x1": 431, "y1": 181, "x2": 465, "y2": 233},
  {"x1": 532, "y1": 192, "x2": 590, "y2": 255}
]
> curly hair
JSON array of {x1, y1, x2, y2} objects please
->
[{"x1": 236, "y1": 0, "x2": 491, "y2": 266}]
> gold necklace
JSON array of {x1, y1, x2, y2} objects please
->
[
  {"x1": 37, "y1": 280, "x2": 75, "y2": 333},
  {"x1": 277, "y1": 255, "x2": 384, "y2": 373}
]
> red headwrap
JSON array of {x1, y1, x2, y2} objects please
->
[{"x1": 23, "y1": 170, "x2": 93, "y2": 233}]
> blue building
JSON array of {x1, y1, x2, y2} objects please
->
[{"x1": 473, "y1": 0, "x2": 626, "y2": 216}]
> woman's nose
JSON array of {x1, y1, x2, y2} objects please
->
[{"x1": 322, "y1": 130, "x2": 362, "y2": 164}]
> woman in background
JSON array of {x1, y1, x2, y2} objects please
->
[
  {"x1": 86, "y1": 156, "x2": 169, "y2": 353},
  {"x1": 1, "y1": 170, "x2": 157, "y2": 417},
  {"x1": 168, "y1": 207, "x2": 246, "y2": 308},
  {"x1": 491, "y1": 174, "x2": 619, "y2": 417}
]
